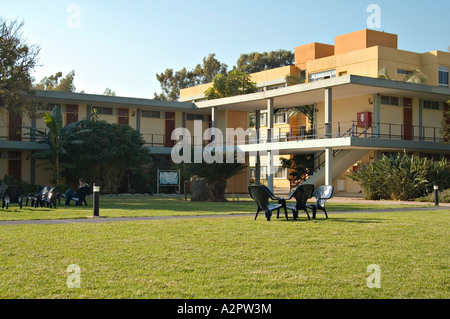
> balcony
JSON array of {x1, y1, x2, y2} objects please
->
[{"x1": 246, "y1": 121, "x2": 445, "y2": 144}]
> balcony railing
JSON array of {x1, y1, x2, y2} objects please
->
[
  {"x1": 245, "y1": 121, "x2": 444, "y2": 144},
  {"x1": 1, "y1": 121, "x2": 444, "y2": 149}
]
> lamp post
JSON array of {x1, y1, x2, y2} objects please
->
[
  {"x1": 434, "y1": 183, "x2": 439, "y2": 207},
  {"x1": 93, "y1": 184, "x2": 100, "y2": 217}
]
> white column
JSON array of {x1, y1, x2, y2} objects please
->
[
  {"x1": 267, "y1": 99, "x2": 274, "y2": 192},
  {"x1": 373, "y1": 94, "x2": 381, "y2": 138},
  {"x1": 211, "y1": 106, "x2": 217, "y2": 129},
  {"x1": 255, "y1": 110, "x2": 261, "y2": 185},
  {"x1": 325, "y1": 88, "x2": 332, "y2": 137},
  {"x1": 324, "y1": 89, "x2": 333, "y2": 186},
  {"x1": 325, "y1": 147, "x2": 332, "y2": 186}
]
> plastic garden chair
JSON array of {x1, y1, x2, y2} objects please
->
[
  {"x1": 311, "y1": 185, "x2": 334, "y2": 218},
  {"x1": 285, "y1": 184, "x2": 316, "y2": 220},
  {"x1": 248, "y1": 185, "x2": 283, "y2": 221}
]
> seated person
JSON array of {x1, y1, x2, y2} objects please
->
[{"x1": 64, "y1": 178, "x2": 90, "y2": 206}]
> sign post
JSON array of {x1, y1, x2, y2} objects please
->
[{"x1": 157, "y1": 170, "x2": 180, "y2": 195}]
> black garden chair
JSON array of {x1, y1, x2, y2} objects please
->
[
  {"x1": 284, "y1": 184, "x2": 316, "y2": 220},
  {"x1": 1, "y1": 186, "x2": 24, "y2": 209},
  {"x1": 248, "y1": 185, "x2": 283, "y2": 221},
  {"x1": 70, "y1": 185, "x2": 90, "y2": 206}
]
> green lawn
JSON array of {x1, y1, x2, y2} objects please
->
[
  {"x1": 0, "y1": 196, "x2": 448, "y2": 299},
  {"x1": 0, "y1": 194, "x2": 436, "y2": 221}
]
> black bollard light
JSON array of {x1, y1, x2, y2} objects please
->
[
  {"x1": 433, "y1": 183, "x2": 439, "y2": 207},
  {"x1": 93, "y1": 184, "x2": 100, "y2": 217}
]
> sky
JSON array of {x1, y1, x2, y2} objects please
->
[{"x1": 1, "y1": 0, "x2": 449, "y2": 99}]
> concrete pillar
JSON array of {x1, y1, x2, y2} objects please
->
[
  {"x1": 324, "y1": 89, "x2": 333, "y2": 186},
  {"x1": 267, "y1": 99, "x2": 274, "y2": 192},
  {"x1": 373, "y1": 94, "x2": 381, "y2": 138},
  {"x1": 211, "y1": 106, "x2": 217, "y2": 129},
  {"x1": 181, "y1": 112, "x2": 186, "y2": 129},
  {"x1": 325, "y1": 147, "x2": 332, "y2": 186},
  {"x1": 267, "y1": 150, "x2": 274, "y2": 192},
  {"x1": 136, "y1": 109, "x2": 141, "y2": 132},
  {"x1": 255, "y1": 110, "x2": 261, "y2": 185},
  {"x1": 325, "y1": 88, "x2": 332, "y2": 137},
  {"x1": 267, "y1": 99, "x2": 274, "y2": 142},
  {"x1": 418, "y1": 98, "x2": 423, "y2": 141}
]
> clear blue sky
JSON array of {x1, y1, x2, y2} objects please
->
[{"x1": 1, "y1": 0, "x2": 449, "y2": 99}]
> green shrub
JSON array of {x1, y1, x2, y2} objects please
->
[{"x1": 348, "y1": 153, "x2": 450, "y2": 201}]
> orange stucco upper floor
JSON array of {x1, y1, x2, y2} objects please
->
[
  {"x1": 180, "y1": 29, "x2": 450, "y2": 101},
  {"x1": 179, "y1": 65, "x2": 300, "y2": 101}
]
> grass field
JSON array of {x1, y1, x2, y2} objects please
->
[{"x1": 0, "y1": 195, "x2": 448, "y2": 299}]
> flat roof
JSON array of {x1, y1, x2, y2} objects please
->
[
  {"x1": 28, "y1": 90, "x2": 209, "y2": 113},
  {"x1": 194, "y1": 75, "x2": 450, "y2": 110}
]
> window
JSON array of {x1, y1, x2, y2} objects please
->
[
  {"x1": 423, "y1": 100, "x2": 440, "y2": 110},
  {"x1": 309, "y1": 70, "x2": 336, "y2": 82},
  {"x1": 66, "y1": 104, "x2": 78, "y2": 124},
  {"x1": 142, "y1": 110, "x2": 161, "y2": 118},
  {"x1": 381, "y1": 95, "x2": 399, "y2": 106},
  {"x1": 186, "y1": 113, "x2": 204, "y2": 121},
  {"x1": 439, "y1": 66, "x2": 449, "y2": 87},
  {"x1": 274, "y1": 112, "x2": 287, "y2": 124},
  {"x1": 93, "y1": 107, "x2": 113, "y2": 115},
  {"x1": 397, "y1": 69, "x2": 410, "y2": 75},
  {"x1": 260, "y1": 113, "x2": 267, "y2": 126},
  {"x1": 250, "y1": 167, "x2": 287, "y2": 179},
  {"x1": 274, "y1": 168, "x2": 287, "y2": 179},
  {"x1": 38, "y1": 103, "x2": 59, "y2": 111}
]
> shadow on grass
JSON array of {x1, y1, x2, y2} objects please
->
[{"x1": 281, "y1": 216, "x2": 387, "y2": 224}]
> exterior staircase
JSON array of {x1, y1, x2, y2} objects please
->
[{"x1": 305, "y1": 149, "x2": 369, "y2": 188}]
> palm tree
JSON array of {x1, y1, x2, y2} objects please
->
[
  {"x1": 378, "y1": 67, "x2": 392, "y2": 80},
  {"x1": 285, "y1": 73, "x2": 306, "y2": 86},
  {"x1": 31, "y1": 106, "x2": 85, "y2": 184},
  {"x1": 378, "y1": 67, "x2": 427, "y2": 84},
  {"x1": 404, "y1": 69, "x2": 427, "y2": 84}
]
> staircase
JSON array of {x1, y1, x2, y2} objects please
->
[{"x1": 305, "y1": 149, "x2": 368, "y2": 188}]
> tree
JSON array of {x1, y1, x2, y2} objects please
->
[
  {"x1": 62, "y1": 117, "x2": 149, "y2": 193},
  {"x1": 103, "y1": 87, "x2": 116, "y2": 96},
  {"x1": 0, "y1": 18, "x2": 40, "y2": 116},
  {"x1": 285, "y1": 73, "x2": 306, "y2": 86},
  {"x1": 281, "y1": 154, "x2": 314, "y2": 185},
  {"x1": 154, "y1": 53, "x2": 227, "y2": 101},
  {"x1": 236, "y1": 49, "x2": 294, "y2": 73},
  {"x1": 188, "y1": 153, "x2": 246, "y2": 202},
  {"x1": 30, "y1": 105, "x2": 85, "y2": 184},
  {"x1": 378, "y1": 67, "x2": 392, "y2": 80},
  {"x1": 442, "y1": 99, "x2": 450, "y2": 144},
  {"x1": 204, "y1": 70, "x2": 257, "y2": 100},
  {"x1": 153, "y1": 67, "x2": 195, "y2": 101},
  {"x1": 34, "y1": 70, "x2": 76, "y2": 92},
  {"x1": 403, "y1": 69, "x2": 427, "y2": 84},
  {"x1": 192, "y1": 53, "x2": 227, "y2": 84},
  {"x1": 378, "y1": 67, "x2": 427, "y2": 84}
]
